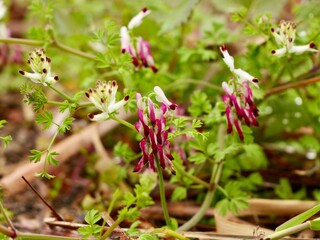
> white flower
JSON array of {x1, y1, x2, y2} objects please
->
[
  {"x1": 220, "y1": 46, "x2": 259, "y2": 88},
  {"x1": 19, "y1": 49, "x2": 59, "y2": 86},
  {"x1": 271, "y1": 21, "x2": 318, "y2": 57},
  {"x1": 154, "y1": 86, "x2": 177, "y2": 110},
  {"x1": 0, "y1": 0, "x2": 7, "y2": 20},
  {"x1": 128, "y1": 8, "x2": 151, "y2": 30},
  {"x1": 86, "y1": 81, "x2": 129, "y2": 121}
]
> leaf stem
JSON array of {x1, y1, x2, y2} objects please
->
[
  {"x1": 0, "y1": 202, "x2": 16, "y2": 237},
  {"x1": 99, "y1": 215, "x2": 124, "y2": 240},
  {"x1": 47, "y1": 85, "x2": 74, "y2": 103},
  {"x1": 155, "y1": 158, "x2": 172, "y2": 227},
  {"x1": 109, "y1": 115, "x2": 136, "y2": 132},
  {"x1": 52, "y1": 39, "x2": 96, "y2": 60},
  {"x1": 172, "y1": 161, "x2": 210, "y2": 188},
  {"x1": 0, "y1": 37, "x2": 43, "y2": 46},
  {"x1": 265, "y1": 221, "x2": 310, "y2": 240},
  {"x1": 47, "y1": 100, "x2": 68, "y2": 106}
]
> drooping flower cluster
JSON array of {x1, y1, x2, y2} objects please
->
[
  {"x1": 0, "y1": 0, "x2": 23, "y2": 66},
  {"x1": 134, "y1": 86, "x2": 176, "y2": 174},
  {"x1": 220, "y1": 46, "x2": 259, "y2": 141},
  {"x1": 271, "y1": 20, "x2": 318, "y2": 57},
  {"x1": 120, "y1": 8, "x2": 158, "y2": 73},
  {"x1": 19, "y1": 49, "x2": 59, "y2": 86},
  {"x1": 85, "y1": 80, "x2": 129, "y2": 121}
]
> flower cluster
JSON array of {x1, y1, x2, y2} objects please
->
[
  {"x1": 120, "y1": 8, "x2": 158, "y2": 73},
  {"x1": 0, "y1": 0, "x2": 23, "y2": 66},
  {"x1": 134, "y1": 86, "x2": 176, "y2": 174},
  {"x1": 271, "y1": 20, "x2": 318, "y2": 57},
  {"x1": 19, "y1": 49, "x2": 58, "y2": 86},
  {"x1": 220, "y1": 46, "x2": 259, "y2": 141},
  {"x1": 85, "y1": 80, "x2": 129, "y2": 121}
]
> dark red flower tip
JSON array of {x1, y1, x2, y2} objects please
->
[
  {"x1": 40, "y1": 57, "x2": 44, "y2": 62},
  {"x1": 124, "y1": 95, "x2": 130, "y2": 101},
  {"x1": 142, "y1": 7, "x2": 148, "y2": 12},
  {"x1": 220, "y1": 45, "x2": 227, "y2": 51},
  {"x1": 19, "y1": 70, "x2": 25, "y2": 75},
  {"x1": 271, "y1": 28, "x2": 275, "y2": 32},
  {"x1": 46, "y1": 57, "x2": 51, "y2": 63},
  {"x1": 121, "y1": 49, "x2": 126, "y2": 54},
  {"x1": 310, "y1": 42, "x2": 316, "y2": 49},
  {"x1": 271, "y1": 50, "x2": 276, "y2": 54},
  {"x1": 112, "y1": 81, "x2": 116, "y2": 87},
  {"x1": 85, "y1": 92, "x2": 90, "y2": 98},
  {"x1": 54, "y1": 76, "x2": 59, "y2": 81},
  {"x1": 169, "y1": 104, "x2": 177, "y2": 110},
  {"x1": 151, "y1": 66, "x2": 158, "y2": 73},
  {"x1": 42, "y1": 68, "x2": 47, "y2": 74},
  {"x1": 252, "y1": 78, "x2": 259, "y2": 83},
  {"x1": 171, "y1": 169, "x2": 176, "y2": 175},
  {"x1": 88, "y1": 114, "x2": 95, "y2": 119}
]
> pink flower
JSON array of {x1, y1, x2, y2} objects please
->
[
  {"x1": 134, "y1": 93, "x2": 176, "y2": 174},
  {"x1": 137, "y1": 37, "x2": 158, "y2": 73}
]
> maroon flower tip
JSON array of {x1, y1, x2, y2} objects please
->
[
  {"x1": 112, "y1": 81, "x2": 116, "y2": 87},
  {"x1": 124, "y1": 95, "x2": 130, "y2": 101},
  {"x1": 100, "y1": 98, "x2": 105, "y2": 103},
  {"x1": 169, "y1": 104, "x2": 177, "y2": 110},
  {"x1": 271, "y1": 50, "x2": 276, "y2": 54},
  {"x1": 252, "y1": 78, "x2": 259, "y2": 83},
  {"x1": 40, "y1": 57, "x2": 44, "y2": 62},
  {"x1": 85, "y1": 92, "x2": 90, "y2": 98},
  {"x1": 142, "y1": 7, "x2": 148, "y2": 12},
  {"x1": 271, "y1": 28, "x2": 274, "y2": 32},
  {"x1": 171, "y1": 169, "x2": 176, "y2": 175},
  {"x1": 220, "y1": 45, "x2": 227, "y2": 51},
  {"x1": 19, "y1": 70, "x2": 25, "y2": 75},
  {"x1": 89, "y1": 88, "x2": 93, "y2": 93},
  {"x1": 27, "y1": 60, "x2": 30, "y2": 64},
  {"x1": 132, "y1": 57, "x2": 139, "y2": 67},
  {"x1": 309, "y1": 42, "x2": 316, "y2": 49},
  {"x1": 121, "y1": 49, "x2": 126, "y2": 54},
  {"x1": 46, "y1": 57, "x2": 51, "y2": 63},
  {"x1": 88, "y1": 113, "x2": 95, "y2": 119},
  {"x1": 151, "y1": 66, "x2": 158, "y2": 73},
  {"x1": 42, "y1": 68, "x2": 47, "y2": 74},
  {"x1": 54, "y1": 76, "x2": 59, "y2": 81},
  {"x1": 227, "y1": 128, "x2": 232, "y2": 134}
]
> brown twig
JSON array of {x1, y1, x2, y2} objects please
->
[
  {"x1": 265, "y1": 75, "x2": 320, "y2": 97},
  {"x1": 21, "y1": 176, "x2": 64, "y2": 221}
]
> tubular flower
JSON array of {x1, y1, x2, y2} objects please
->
[
  {"x1": 220, "y1": 46, "x2": 259, "y2": 141},
  {"x1": 134, "y1": 92, "x2": 176, "y2": 174},
  {"x1": 85, "y1": 80, "x2": 129, "y2": 121},
  {"x1": 153, "y1": 86, "x2": 177, "y2": 110},
  {"x1": 120, "y1": 7, "x2": 158, "y2": 72},
  {"x1": 128, "y1": 7, "x2": 151, "y2": 30},
  {"x1": 19, "y1": 49, "x2": 58, "y2": 86},
  {"x1": 271, "y1": 20, "x2": 317, "y2": 57}
]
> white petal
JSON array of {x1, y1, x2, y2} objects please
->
[
  {"x1": 88, "y1": 112, "x2": 110, "y2": 121},
  {"x1": 154, "y1": 86, "x2": 172, "y2": 106},
  {"x1": 272, "y1": 47, "x2": 287, "y2": 57},
  {"x1": 234, "y1": 68, "x2": 259, "y2": 88},
  {"x1": 220, "y1": 46, "x2": 234, "y2": 71},
  {"x1": 120, "y1": 26, "x2": 130, "y2": 52},
  {"x1": 128, "y1": 9, "x2": 151, "y2": 30},
  {"x1": 289, "y1": 44, "x2": 318, "y2": 55},
  {"x1": 108, "y1": 98, "x2": 128, "y2": 113},
  {"x1": 222, "y1": 82, "x2": 233, "y2": 95}
]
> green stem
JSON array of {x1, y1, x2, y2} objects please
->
[
  {"x1": 155, "y1": 158, "x2": 172, "y2": 227},
  {"x1": 47, "y1": 100, "x2": 68, "y2": 106},
  {"x1": 77, "y1": 102, "x2": 94, "y2": 109},
  {"x1": 265, "y1": 221, "x2": 310, "y2": 240},
  {"x1": 17, "y1": 233, "x2": 83, "y2": 240},
  {"x1": 99, "y1": 216, "x2": 124, "y2": 240},
  {"x1": 172, "y1": 161, "x2": 210, "y2": 188},
  {"x1": 109, "y1": 115, "x2": 136, "y2": 132},
  {"x1": 52, "y1": 40, "x2": 95, "y2": 61},
  {"x1": 0, "y1": 202, "x2": 16, "y2": 237},
  {"x1": 152, "y1": 228, "x2": 189, "y2": 240},
  {"x1": 47, "y1": 85, "x2": 74, "y2": 103},
  {"x1": 177, "y1": 125, "x2": 225, "y2": 231},
  {"x1": 0, "y1": 37, "x2": 43, "y2": 46}
]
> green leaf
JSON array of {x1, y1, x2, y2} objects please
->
[
  {"x1": 58, "y1": 117, "x2": 75, "y2": 134},
  {"x1": 276, "y1": 204, "x2": 320, "y2": 231},
  {"x1": 113, "y1": 141, "x2": 136, "y2": 163},
  {"x1": 1, "y1": 135, "x2": 12, "y2": 148},
  {"x1": 171, "y1": 186, "x2": 187, "y2": 201},
  {"x1": 138, "y1": 234, "x2": 159, "y2": 240},
  {"x1": 189, "y1": 152, "x2": 206, "y2": 164},
  {"x1": 35, "y1": 111, "x2": 54, "y2": 130},
  {"x1": 188, "y1": 91, "x2": 212, "y2": 117},
  {"x1": 46, "y1": 151, "x2": 59, "y2": 166},
  {"x1": 123, "y1": 192, "x2": 136, "y2": 206},
  {"x1": 310, "y1": 217, "x2": 320, "y2": 230},
  {"x1": 29, "y1": 149, "x2": 43, "y2": 163},
  {"x1": 35, "y1": 171, "x2": 55, "y2": 179},
  {"x1": 126, "y1": 220, "x2": 141, "y2": 236},
  {"x1": 0, "y1": 120, "x2": 7, "y2": 128},
  {"x1": 84, "y1": 209, "x2": 102, "y2": 225}
]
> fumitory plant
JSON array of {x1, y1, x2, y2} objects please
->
[{"x1": 1, "y1": 1, "x2": 320, "y2": 240}]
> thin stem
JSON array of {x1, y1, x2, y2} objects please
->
[
  {"x1": 0, "y1": 202, "x2": 16, "y2": 238},
  {"x1": 47, "y1": 100, "x2": 68, "y2": 106},
  {"x1": 0, "y1": 37, "x2": 43, "y2": 46},
  {"x1": 172, "y1": 161, "x2": 210, "y2": 188},
  {"x1": 0, "y1": 224, "x2": 15, "y2": 238},
  {"x1": 109, "y1": 115, "x2": 136, "y2": 132},
  {"x1": 52, "y1": 40, "x2": 96, "y2": 61},
  {"x1": 18, "y1": 233, "x2": 83, "y2": 240},
  {"x1": 99, "y1": 215, "x2": 124, "y2": 240},
  {"x1": 155, "y1": 158, "x2": 171, "y2": 227},
  {"x1": 77, "y1": 102, "x2": 94, "y2": 109},
  {"x1": 47, "y1": 85, "x2": 74, "y2": 103},
  {"x1": 177, "y1": 125, "x2": 225, "y2": 231},
  {"x1": 264, "y1": 221, "x2": 310, "y2": 240},
  {"x1": 152, "y1": 228, "x2": 189, "y2": 240},
  {"x1": 265, "y1": 75, "x2": 320, "y2": 97}
]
